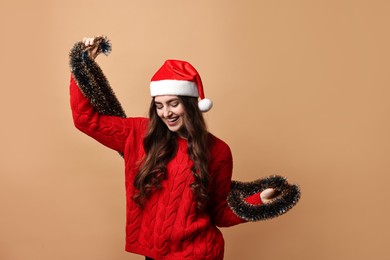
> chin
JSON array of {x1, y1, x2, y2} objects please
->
[
  {"x1": 165, "y1": 119, "x2": 184, "y2": 133},
  {"x1": 167, "y1": 125, "x2": 182, "y2": 133}
]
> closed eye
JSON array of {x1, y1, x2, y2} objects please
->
[
  {"x1": 154, "y1": 98, "x2": 180, "y2": 109},
  {"x1": 155, "y1": 103, "x2": 163, "y2": 109},
  {"x1": 170, "y1": 102, "x2": 179, "y2": 107}
]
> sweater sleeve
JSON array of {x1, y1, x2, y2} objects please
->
[
  {"x1": 70, "y1": 75, "x2": 130, "y2": 153},
  {"x1": 208, "y1": 144, "x2": 257, "y2": 227}
]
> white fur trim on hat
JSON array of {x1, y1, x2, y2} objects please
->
[{"x1": 150, "y1": 80, "x2": 199, "y2": 97}]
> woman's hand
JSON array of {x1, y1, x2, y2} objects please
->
[
  {"x1": 260, "y1": 188, "x2": 279, "y2": 204},
  {"x1": 82, "y1": 36, "x2": 100, "y2": 60}
]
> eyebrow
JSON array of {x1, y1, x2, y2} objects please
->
[{"x1": 154, "y1": 98, "x2": 180, "y2": 105}]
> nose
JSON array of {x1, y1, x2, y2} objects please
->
[{"x1": 163, "y1": 107, "x2": 172, "y2": 118}]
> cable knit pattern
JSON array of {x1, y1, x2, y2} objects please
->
[{"x1": 70, "y1": 77, "x2": 247, "y2": 260}]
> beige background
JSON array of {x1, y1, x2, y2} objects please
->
[{"x1": 1, "y1": 0, "x2": 389, "y2": 259}]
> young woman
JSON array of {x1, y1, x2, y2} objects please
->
[{"x1": 69, "y1": 36, "x2": 300, "y2": 260}]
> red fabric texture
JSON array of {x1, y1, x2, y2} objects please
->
[
  {"x1": 244, "y1": 193, "x2": 263, "y2": 205},
  {"x1": 70, "y1": 76, "x2": 249, "y2": 260}
]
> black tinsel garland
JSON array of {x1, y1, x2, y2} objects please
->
[
  {"x1": 69, "y1": 36, "x2": 126, "y2": 118},
  {"x1": 227, "y1": 175, "x2": 301, "y2": 221}
]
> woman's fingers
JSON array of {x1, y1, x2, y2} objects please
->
[
  {"x1": 82, "y1": 37, "x2": 95, "y2": 46},
  {"x1": 262, "y1": 188, "x2": 275, "y2": 199},
  {"x1": 81, "y1": 36, "x2": 104, "y2": 60}
]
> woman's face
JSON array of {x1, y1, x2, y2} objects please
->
[{"x1": 154, "y1": 95, "x2": 185, "y2": 133}]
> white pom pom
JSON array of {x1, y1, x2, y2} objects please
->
[{"x1": 198, "y1": 98, "x2": 213, "y2": 112}]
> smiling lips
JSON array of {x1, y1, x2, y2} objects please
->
[{"x1": 166, "y1": 117, "x2": 179, "y2": 126}]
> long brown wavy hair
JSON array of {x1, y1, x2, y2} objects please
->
[{"x1": 133, "y1": 96, "x2": 211, "y2": 210}]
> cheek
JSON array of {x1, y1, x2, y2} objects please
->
[
  {"x1": 156, "y1": 109, "x2": 163, "y2": 118},
  {"x1": 175, "y1": 106, "x2": 186, "y2": 117}
]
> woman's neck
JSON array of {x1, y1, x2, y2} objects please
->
[{"x1": 177, "y1": 129, "x2": 188, "y2": 140}]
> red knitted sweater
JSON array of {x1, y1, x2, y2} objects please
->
[{"x1": 70, "y1": 77, "x2": 261, "y2": 259}]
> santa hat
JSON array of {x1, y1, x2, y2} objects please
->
[{"x1": 150, "y1": 60, "x2": 213, "y2": 112}]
